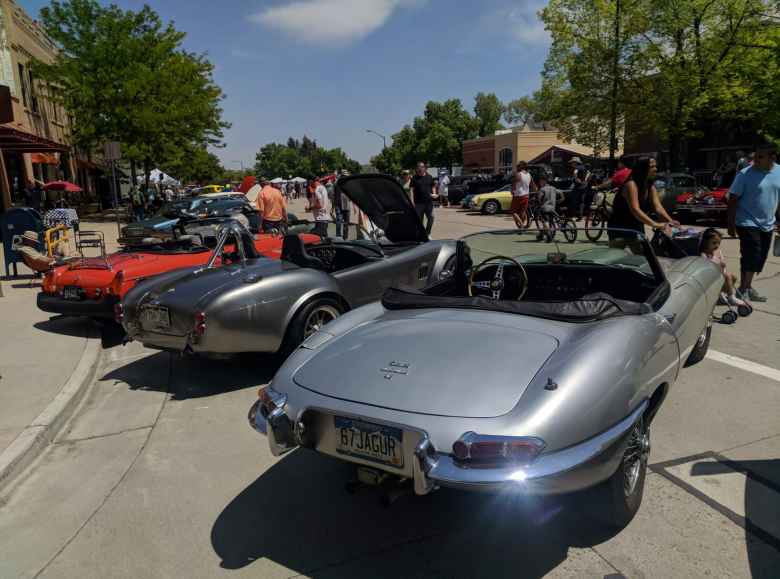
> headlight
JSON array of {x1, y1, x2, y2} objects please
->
[{"x1": 300, "y1": 330, "x2": 334, "y2": 350}]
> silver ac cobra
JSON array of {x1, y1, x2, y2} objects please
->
[
  {"x1": 248, "y1": 226, "x2": 721, "y2": 528},
  {"x1": 120, "y1": 175, "x2": 457, "y2": 356}
]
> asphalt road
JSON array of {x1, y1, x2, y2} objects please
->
[{"x1": 1, "y1": 203, "x2": 779, "y2": 578}]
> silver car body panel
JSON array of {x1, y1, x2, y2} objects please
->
[
  {"x1": 251, "y1": 238, "x2": 722, "y2": 494},
  {"x1": 122, "y1": 223, "x2": 457, "y2": 354}
]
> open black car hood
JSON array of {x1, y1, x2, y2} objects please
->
[{"x1": 336, "y1": 174, "x2": 428, "y2": 243}]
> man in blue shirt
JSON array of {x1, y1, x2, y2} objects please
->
[{"x1": 727, "y1": 143, "x2": 780, "y2": 302}]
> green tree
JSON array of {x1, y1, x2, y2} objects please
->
[
  {"x1": 254, "y1": 137, "x2": 361, "y2": 179},
  {"x1": 539, "y1": 0, "x2": 771, "y2": 168},
  {"x1": 160, "y1": 147, "x2": 223, "y2": 184},
  {"x1": 473, "y1": 92, "x2": 504, "y2": 136},
  {"x1": 504, "y1": 95, "x2": 542, "y2": 129},
  {"x1": 371, "y1": 99, "x2": 479, "y2": 172},
  {"x1": 33, "y1": 0, "x2": 228, "y2": 183}
]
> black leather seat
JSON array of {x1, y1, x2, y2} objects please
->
[{"x1": 281, "y1": 234, "x2": 325, "y2": 269}]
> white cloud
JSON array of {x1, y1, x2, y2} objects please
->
[
  {"x1": 487, "y1": 2, "x2": 549, "y2": 48},
  {"x1": 250, "y1": 0, "x2": 423, "y2": 45}
]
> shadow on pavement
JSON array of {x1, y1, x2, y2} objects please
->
[
  {"x1": 102, "y1": 351, "x2": 281, "y2": 401},
  {"x1": 691, "y1": 459, "x2": 780, "y2": 579},
  {"x1": 211, "y1": 450, "x2": 619, "y2": 578},
  {"x1": 33, "y1": 316, "x2": 88, "y2": 338}
]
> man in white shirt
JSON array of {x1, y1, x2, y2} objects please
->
[
  {"x1": 511, "y1": 161, "x2": 536, "y2": 229},
  {"x1": 437, "y1": 171, "x2": 450, "y2": 207},
  {"x1": 308, "y1": 177, "x2": 331, "y2": 237}
]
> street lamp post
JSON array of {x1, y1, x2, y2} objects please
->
[
  {"x1": 232, "y1": 160, "x2": 245, "y2": 172},
  {"x1": 366, "y1": 129, "x2": 387, "y2": 149}
]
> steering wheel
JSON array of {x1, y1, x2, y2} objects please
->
[{"x1": 468, "y1": 255, "x2": 528, "y2": 301}]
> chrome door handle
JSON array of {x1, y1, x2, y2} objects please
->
[{"x1": 663, "y1": 314, "x2": 676, "y2": 324}]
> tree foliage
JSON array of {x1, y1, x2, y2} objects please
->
[
  {"x1": 538, "y1": 0, "x2": 774, "y2": 167},
  {"x1": 33, "y1": 0, "x2": 228, "y2": 180},
  {"x1": 371, "y1": 99, "x2": 480, "y2": 173},
  {"x1": 474, "y1": 92, "x2": 505, "y2": 136},
  {"x1": 159, "y1": 147, "x2": 223, "y2": 184},
  {"x1": 254, "y1": 136, "x2": 361, "y2": 179}
]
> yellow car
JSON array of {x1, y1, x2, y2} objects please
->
[
  {"x1": 199, "y1": 184, "x2": 224, "y2": 194},
  {"x1": 469, "y1": 185, "x2": 513, "y2": 215}
]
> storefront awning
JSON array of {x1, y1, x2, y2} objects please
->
[
  {"x1": 0, "y1": 126, "x2": 67, "y2": 152},
  {"x1": 31, "y1": 152, "x2": 60, "y2": 165}
]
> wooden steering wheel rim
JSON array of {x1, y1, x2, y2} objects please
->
[{"x1": 468, "y1": 255, "x2": 528, "y2": 300}]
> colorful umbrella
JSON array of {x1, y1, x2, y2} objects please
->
[{"x1": 43, "y1": 180, "x2": 82, "y2": 192}]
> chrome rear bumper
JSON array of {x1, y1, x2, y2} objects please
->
[{"x1": 248, "y1": 400, "x2": 647, "y2": 496}]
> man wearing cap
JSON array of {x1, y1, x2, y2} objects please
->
[
  {"x1": 727, "y1": 143, "x2": 780, "y2": 302},
  {"x1": 256, "y1": 178, "x2": 288, "y2": 233}
]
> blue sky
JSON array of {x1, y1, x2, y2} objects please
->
[{"x1": 20, "y1": 0, "x2": 550, "y2": 167}]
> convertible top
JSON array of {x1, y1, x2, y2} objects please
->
[{"x1": 382, "y1": 287, "x2": 650, "y2": 322}]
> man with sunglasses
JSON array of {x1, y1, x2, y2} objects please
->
[{"x1": 727, "y1": 143, "x2": 780, "y2": 302}]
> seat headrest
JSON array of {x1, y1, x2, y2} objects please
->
[{"x1": 281, "y1": 234, "x2": 304, "y2": 261}]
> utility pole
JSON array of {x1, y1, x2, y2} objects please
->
[{"x1": 608, "y1": 0, "x2": 621, "y2": 171}]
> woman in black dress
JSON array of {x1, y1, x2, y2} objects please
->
[{"x1": 608, "y1": 156, "x2": 678, "y2": 241}]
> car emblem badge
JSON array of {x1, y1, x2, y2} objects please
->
[{"x1": 381, "y1": 361, "x2": 409, "y2": 380}]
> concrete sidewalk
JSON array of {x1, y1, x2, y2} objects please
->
[{"x1": 0, "y1": 253, "x2": 101, "y2": 488}]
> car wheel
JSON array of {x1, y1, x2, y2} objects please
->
[
  {"x1": 482, "y1": 200, "x2": 500, "y2": 215},
  {"x1": 587, "y1": 415, "x2": 650, "y2": 530},
  {"x1": 279, "y1": 296, "x2": 343, "y2": 356},
  {"x1": 684, "y1": 322, "x2": 712, "y2": 367}
]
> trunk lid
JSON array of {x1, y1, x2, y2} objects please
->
[{"x1": 293, "y1": 317, "x2": 559, "y2": 418}]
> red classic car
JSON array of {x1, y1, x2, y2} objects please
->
[
  {"x1": 674, "y1": 187, "x2": 729, "y2": 224},
  {"x1": 37, "y1": 224, "x2": 319, "y2": 319}
]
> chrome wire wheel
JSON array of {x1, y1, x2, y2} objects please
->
[
  {"x1": 303, "y1": 304, "x2": 340, "y2": 338},
  {"x1": 623, "y1": 418, "x2": 650, "y2": 497}
]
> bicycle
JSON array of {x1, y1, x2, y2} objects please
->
[
  {"x1": 534, "y1": 209, "x2": 577, "y2": 243},
  {"x1": 584, "y1": 190, "x2": 613, "y2": 241}
]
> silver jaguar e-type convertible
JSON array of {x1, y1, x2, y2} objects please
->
[
  {"x1": 248, "y1": 227, "x2": 721, "y2": 528},
  {"x1": 120, "y1": 175, "x2": 457, "y2": 356}
]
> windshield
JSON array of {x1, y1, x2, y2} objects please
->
[
  {"x1": 156, "y1": 199, "x2": 191, "y2": 218},
  {"x1": 463, "y1": 228, "x2": 660, "y2": 280}
]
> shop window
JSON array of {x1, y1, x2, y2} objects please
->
[
  {"x1": 17, "y1": 63, "x2": 28, "y2": 108},
  {"x1": 28, "y1": 69, "x2": 38, "y2": 113},
  {"x1": 498, "y1": 147, "x2": 513, "y2": 174}
]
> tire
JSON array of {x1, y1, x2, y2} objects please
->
[
  {"x1": 585, "y1": 212, "x2": 604, "y2": 241},
  {"x1": 684, "y1": 323, "x2": 711, "y2": 366},
  {"x1": 737, "y1": 303, "x2": 753, "y2": 317},
  {"x1": 586, "y1": 416, "x2": 650, "y2": 530},
  {"x1": 721, "y1": 310, "x2": 738, "y2": 325},
  {"x1": 279, "y1": 296, "x2": 343, "y2": 357},
  {"x1": 482, "y1": 200, "x2": 500, "y2": 215},
  {"x1": 561, "y1": 219, "x2": 578, "y2": 243}
]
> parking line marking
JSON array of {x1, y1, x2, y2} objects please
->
[{"x1": 707, "y1": 350, "x2": 780, "y2": 383}]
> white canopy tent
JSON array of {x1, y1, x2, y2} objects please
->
[
  {"x1": 137, "y1": 168, "x2": 181, "y2": 187},
  {"x1": 270, "y1": 177, "x2": 285, "y2": 184},
  {"x1": 291, "y1": 177, "x2": 307, "y2": 183}
]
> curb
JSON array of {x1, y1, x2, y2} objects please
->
[{"x1": 0, "y1": 322, "x2": 102, "y2": 492}]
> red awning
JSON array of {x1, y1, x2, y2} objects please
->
[
  {"x1": 0, "y1": 126, "x2": 67, "y2": 152},
  {"x1": 31, "y1": 152, "x2": 60, "y2": 165}
]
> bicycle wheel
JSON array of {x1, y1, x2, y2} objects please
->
[
  {"x1": 585, "y1": 210, "x2": 604, "y2": 241},
  {"x1": 561, "y1": 218, "x2": 578, "y2": 243}
]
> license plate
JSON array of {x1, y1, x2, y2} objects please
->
[
  {"x1": 63, "y1": 286, "x2": 82, "y2": 300},
  {"x1": 334, "y1": 417, "x2": 404, "y2": 469},
  {"x1": 141, "y1": 306, "x2": 170, "y2": 329},
  {"x1": 690, "y1": 207, "x2": 709, "y2": 213}
]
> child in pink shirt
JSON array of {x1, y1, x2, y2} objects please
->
[{"x1": 700, "y1": 228, "x2": 746, "y2": 307}]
